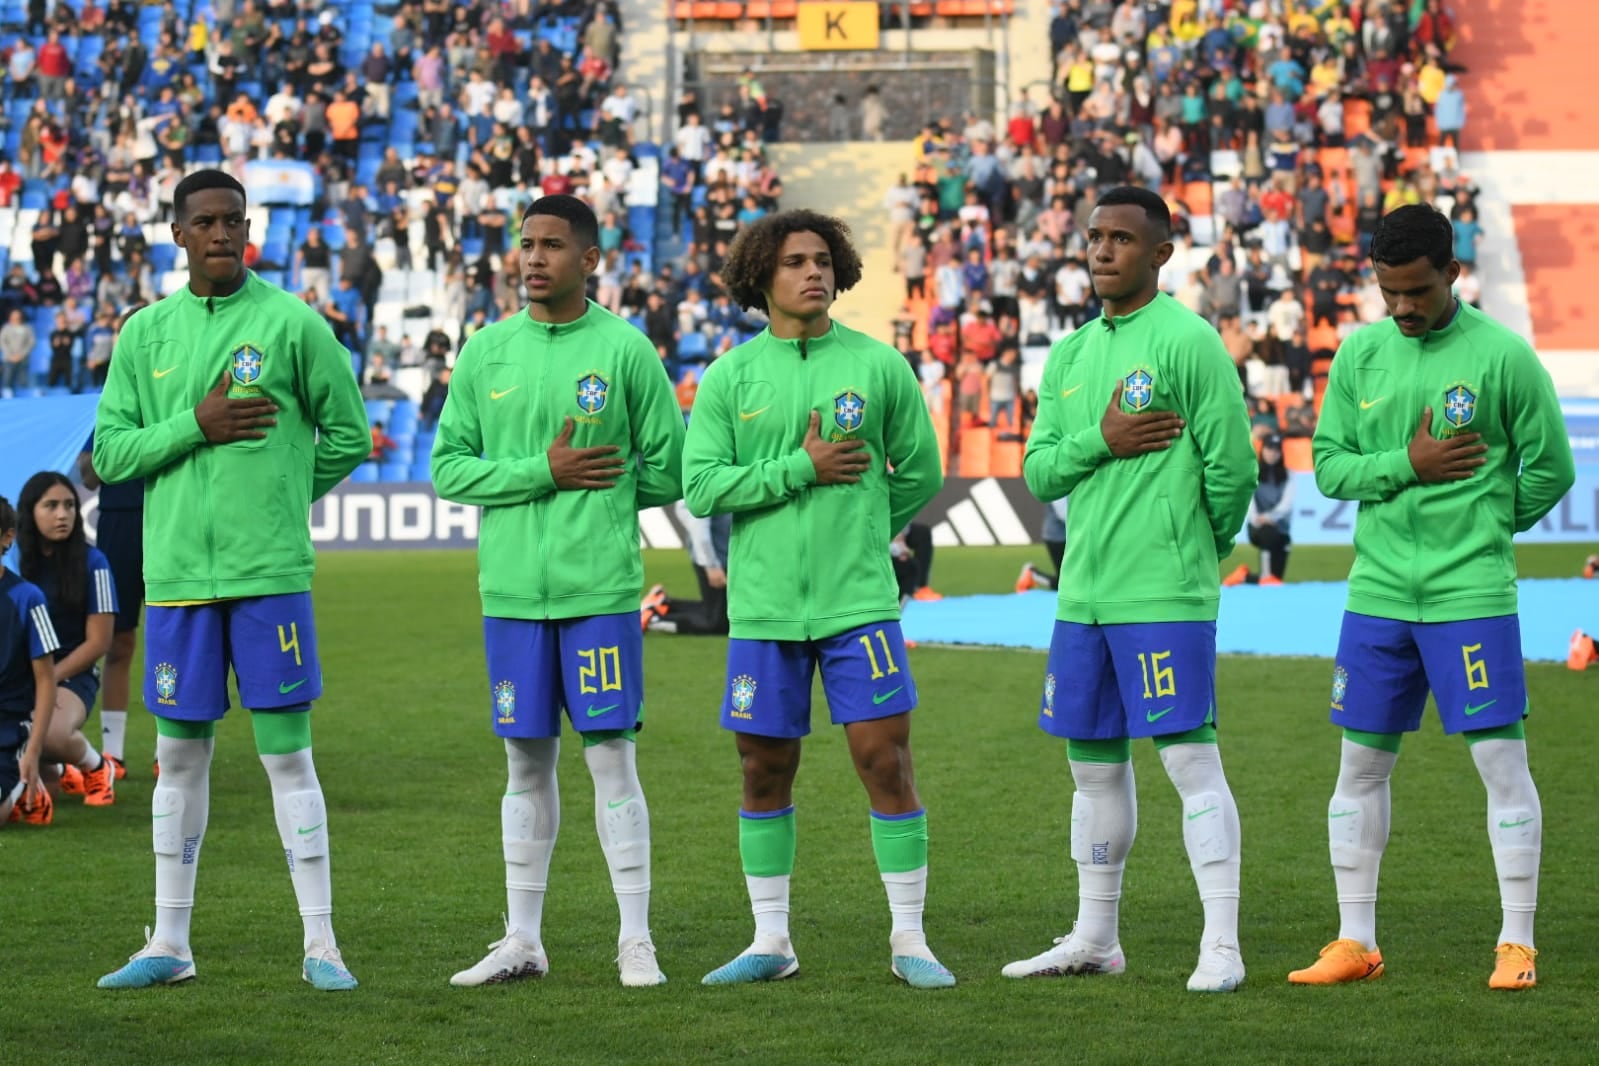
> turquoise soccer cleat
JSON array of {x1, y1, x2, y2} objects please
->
[{"x1": 97, "y1": 929, "x2": 196, "y2": 989}]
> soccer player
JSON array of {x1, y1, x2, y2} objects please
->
[
  {"x1": 92, "y1": 169, "x2": 371, "y2": 991},
  {"x1": 79, "y1": 432, "x2": 143, "y2": 779},
  {"x1": 1004, "y1": 186, "x2": 1256, "y2": 992},
  {"x1": 684, "y1": 209, "x2": 952, "y2": 989},
  {"x1": 1, "y1": 494, "x2": 59, "y2": 827},
  {"x1": 1289, "y1": 204, "x2": 1575, "y2": 991},
  {"x1": 433, "y1": 195, "x2": 685, "y2": 988},
  {"x1": 641, "y1": 501, "x2": 732, "y2": 636},
  {"x1": 15, "y1": 471, "x2": 119, "y2": 806}
]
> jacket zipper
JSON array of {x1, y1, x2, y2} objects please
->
[
  {"x1": 798, "y1": 337, "x2": 811, "y2": 637},
  {"x1": 537, "y1": 321, "x2": 551, "y2": 614},
  {"x1": 200, "y1": 296, "x2": 218, "y2": 597},
  {"x1": 1407, "y1": 354, "x2": 1422, "y2": 620}
]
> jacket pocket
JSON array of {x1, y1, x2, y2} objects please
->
[
  {"x1": 1159, "y1": 496, "x2": 1196, "y2": 591},
  {"x1": 209, "y1": 443, "x2": 314, "y2": 577}
]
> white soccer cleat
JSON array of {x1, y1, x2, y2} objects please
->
[
  {"x1": 450, "y1": 922, "x2": 548, "y2": 987},
  {"x1": 1187, "y1": 941, "x2": 1246, "y2": 993},
  {"x1": 1001, "y1": 927, "x2": 1126, "y2": 979},
  {"x1": 617, "y1": 936, "x2": 666, "y2": 987}
]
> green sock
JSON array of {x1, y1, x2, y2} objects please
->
[
  {"x1": 870, "y1": 809, "x2": 928, "y2": 874},
  {"x1": 739, "y1": 807, "x2": 796, "y2": 877}
]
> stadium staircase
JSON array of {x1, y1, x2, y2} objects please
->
[{"x1": 763, "y1": 140, "x2": 914, "y2": 344}]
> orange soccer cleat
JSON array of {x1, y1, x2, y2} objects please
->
[
  {"x1": 82, "y1": 756, "x2": 116, "y2": 807},
  {"x1": 1568, "y1": 630, "x2": 1597, "y2": 672},
  {"x1": 59, "y1": 763, "x2": 86, "y2": 795},
  {"x1": 1489, "y1": 943, "x2": 1537, "y2": 990},
  {"x1": 1287, "y1": 939, "x2": 1384, "y2": 985},
  {"x1": 1221, "y1": 565, "x2": 1250, "y2": 587},
  {"x1": 912, "y1": 587, "x2": 943, "y2": 602},
  {"x1": 8, "y1": 786, "x2": 54, "y2": 825}
]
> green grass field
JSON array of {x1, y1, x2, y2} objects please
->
[{"x1": 4, "y1": 544, "x2": 1596, "y2": 1065}]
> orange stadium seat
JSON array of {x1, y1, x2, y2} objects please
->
[
  {"x1": 990, "y1": 436, "x2": 1024, "y2": 477},
  {"x1": 957, "y1": 427, "x2": 992, "y2": 477},
  {"x1": 771, "y1": 0, "x2": 797, "y2": 13},
  {"x1": 1282, "y1": 437, "x2": 1314, "y2": 473},
  {"x1": 692, "y1": 2, "x2": 722, "y2": 18},
  {"x1": 716, "y1": 1, "x2": 745, "y2": 17},
  {"x1": 1343, "y1": 99, "x2": 1371, "y2": 138},
  {"x1": 910, "y1": 1, "x2": 933, "y2": 15},
  {"x1": 744, "y1": 0, "x2": 770, "y2": 16},
  {"x1": 674, "y1": 1, "x2": 693, "y2": 16},
  {"x1": 1183, "y1": 179, "x2": 1213, "y2": 217},
  {"x1": 936, "y1": 0, "x2": 963, "y2": 14}
]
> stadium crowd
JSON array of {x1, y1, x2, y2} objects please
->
[{"x1": 880, "y1": 0, "x2": 1475, "y2": 473}]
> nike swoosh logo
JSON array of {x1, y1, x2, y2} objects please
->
[
  {"x1": 1359, "y1": 397, "x2": 1385, "y2": 410},
  {"x1": 872, "y1": 687, "x2": 904, "y2": 705},
  {"x1": 297, "y1": 822, "x2": 324, "y2": 835},
  {"x1": 279, "y1": 678, "x2": 308, "y2": 694},
  {"x1": 739, "y1": 406, "x2": 771, "y2": 420},
  {"x1": 1060, "y1": 385, "x2": 1083, "y2": 398},
  {"x1": 505, "y1": 789, "x2": 529, "y2": 797},
  {"x1": 1329, "y1": 810, "x2": 1358, "y2": 819},
  {"x1": 1498, "y1": 817, "x2": 1534, "y2": 829},
  {"x1": 607, "y1": 795, "x2": 635, "y2": 809},
  {"x1": 1145, "y1": 706, "x2": 1174, "y2": 722},
  {"x1": 153, "y1": 812, "x2": 175, "y2": 819},
  {"x1": 1187, "y1": 805, "x2": 1218, "y2": 821},
  {"x1": 153, "y1": 366, "x2": 180, "y2": 379},
  {"x1": 1463, "y1": 699, "x2": 1497, "y2": 716},
  {"x1": 586, "y1": 703, "x2": 620, "y2": 718},
  {"x1": 490, "y1": 386, "x2": 520, "y2": 400}
]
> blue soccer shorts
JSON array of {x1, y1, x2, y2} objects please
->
[
  {"x1": 1330, "y1": 612, "x2": 1527, "y2": 735},
  {"x1": 1040, "y1": 620, "x2": 1218, "y2": 741},
  {"x1": 482, "y1": 613, "x2": 643, "y2": 739},
  {"x1": 144, "y1": 593, "x2": 321, "y2": 720},
  {"x1": 721, "y1": 620, "x2": 917, "y2": 738}
]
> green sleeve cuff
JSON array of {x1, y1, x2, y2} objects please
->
[
  {"x1": 785, "y1": 448, "x2": 817, "y2": 489},
  {"x1": 523, "y1": 453, "x2": 556, "y2": 497},
  {"x1": 1380, "y1": 446, "x2": 1417, "y2": 488}
]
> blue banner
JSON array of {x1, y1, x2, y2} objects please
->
[{"x1": 0, "y1": 394, "x2": 99, "y2": 502}]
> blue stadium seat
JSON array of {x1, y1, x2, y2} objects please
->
[
  {"x1": 678, "y1": 333, "x2": 709, "y2": 361},
  {"x1": 148, "y1": 244, "x2": 178, "y2": 273},
  {"x1": 389, "y1": 400, "x2": 418, "y2": 433},
  {"x1": 256, "y1": 269, "x2": 286, "y2": 288},
  {"x1": 408, "y1": 460, "x2": 432, "y2": 482},
  {"x1": 193, "y1": 143, "x2": 223, "y2": 164},
  {"x1": 380, "y1": 462, "x2": 409, "y2": 482},
  {"x1": 19, "y1": 186, "x2": 47, "y2": 211},
  {"x1": 350, "y1": 463, "x2": 380, "y2": 483},
  {"x1": 626, "y1": 315, "x2": 645, "y2": 333},
  {"x1": 365, "y1": 398, "x2": 394, "y2": 423}
]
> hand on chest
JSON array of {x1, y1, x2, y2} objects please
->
[{"x1": 1354, "y1": 364, "x2": 1496, "y2": 445}]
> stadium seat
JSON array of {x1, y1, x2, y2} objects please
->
[
  {"x1": 350, "y1": 463, "x2": 380, "y2": 484},
  {"x1": 409, "y1": 460, "x2": 433, "y2": 482},
  {"x1": 380, "y1": 462, "x2": 410, "y2": 482},
  {"x1": 1282, "y1": 437, "x2": 1314, "y2": 473},
  {"x1": 956, "y1": 427, "x2": 992, "y2": 478},
  {"x1": 678, "y1": 332, "x2": 709, "y2": 362}
]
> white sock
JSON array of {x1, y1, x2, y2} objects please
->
[
  {"x1": 1067, "y1": 758, "x2": 1138, "y2": 948},
  {"x1": 883, "y1": 867, "x2": 928, "y2": 938},
  {"x1": 746, "y1": 875, "x2": 791, "y2": 944},
  {"x1": 1327, "y1": 737, "x2": 1397, "y2": 951},
  {"x1": 151, "y1": 733, "x2": 213, "y2": 954},
  {"x1": 503, "y1": 736, "x2": 560, "y2": 944},
  {"x1": 75, "y1": 741, "x2": 104, "y2": 773},
  {"x1": 1158, "y1": 742, "x2": 1243, "y2": 949},
  {"x1": 1470, "y1": 738, "x2": 1541, "y2": 947},
  {"x1": 260, "y1": 747, "x2": 336, "y2": 950},
  {"x1": 101, "y1": 710, "x2": 127, "y2": 760},
  {"x1": 584, "y1": 737, "x2": 652, "y2": 944}
]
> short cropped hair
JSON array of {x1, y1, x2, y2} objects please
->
[
  {"x1": 521, "y1": 194, "x2": 600, "y2": 252},
  {"x1": 1371, "y1": 203, "x2": 1454, "y2": 270},
  {"x1": 174, "y1": 169, "x2": 248, "y2": 221},
  {"x1": 1095, "y1": 185, "x2": 1172, "y2": 238},
  {"x1": 721, "y1": 209, "x2": 864, "y2": 314}
]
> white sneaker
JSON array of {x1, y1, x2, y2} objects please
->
[
  {"x1": 450, "y1": 922, "x2": 548, "y2": 987},
  {"x1": 1187, "y1": 941, "x2": 1245, "y2": 992},
  {"x1": 1001, "y1": 927, "x2": 1126, "y2": 979},
  {"x1": 617, "y1": 936, "x2": 666, "y2": 987}
]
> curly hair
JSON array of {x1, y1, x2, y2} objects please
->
[{"x1": 720, "y1": 209, "x2": 864, "y2": 314}]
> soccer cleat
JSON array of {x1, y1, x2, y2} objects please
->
[
  {"x1": 1188, "y1": 942, "x2": 1246, "y2": 992},
  {"x1": 59, "y1": 763, "x2": 86, "y2": 795},
  {"x1": 83, "y1": 756, "x2": 116, "y2": 807},
  {"x1": 1287, "y1": 938, "x2": 1384, "y2": 984},
  {"x1": 1568, "y1": 630, "x2": 1596, "y2": 672},
  {"x1": 1015, "y1": 563, "x2": 1037, "y2": 593},
  {"x1": 106, "y1": 754, "x2": 127, "y2": 781},
  {"x1": 1001, "y1": 928, "x2": 1126, "y2": 978},
  {"x1": 303, "y1": 940, "x2": 359, "y2": 991},
  {"x1": 702, "y1": 938, "x2": 800, "y2": 985},
  {"x1": 639, "y1": 584, "x2": 668, "y2": 633},
  {"x1": 97, "y1": 928, "x2": 196, "y2": 988},
  {"x1": 616, "y1": 936, "x2": 666, "y2": 987},
  {"x1": 1489, "y1": 943, "x2": 1537, "y2": 990},
  {"x1": 1221, "y1": 564, "x2": 1250, "y2": 587},
  {"x1": 890, "y1": 933, "x2": 955, "y2": 989},
  {"x1": 1584, "y1": 554, "x2": 1598, "y2": 579},
  {"x1": 1259, "y1": 574, "x2": 1284, "y2": 586},
  {"x1": 911, "y1": 587, "x2": 943, "y2": 602},
  {"x1": 450, "y1": 923, "x2": 548, "y2": 987},
  {"x1": 7, "y1": 786, "x2": 53, "y2": 825}
]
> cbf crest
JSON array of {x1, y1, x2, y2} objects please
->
[
  {"x1": 577, "y1": 372, "x2": 609, "y2": 415},
  {"x1": 231, "y1": 344, "x2": 264, "y2": 388},
  {"x1": 1330, "y1": 665, "x2": 1349, "y2": 708},
  {"x1": 1443, "y1": 382, "x2": 1477, "y2": 429},
  {"x1": 834, "y1": 389, "x2": 865, "y2": 434},
  {"x1": 494, "y1": 680, "x2": 517, "y2": 724},
  {"x1": 730, "y1": 674, "x2": 757, "y2": 716},
  {"x1": 154, "y1": 662, "x2": 179, "y2": 705},
  {"x1": 1043, "y1": 673, "x2": 1057, "y2": 717},
  {"x1": 1123, "y1": 369, "x2": 1154, "y2": 412}
]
